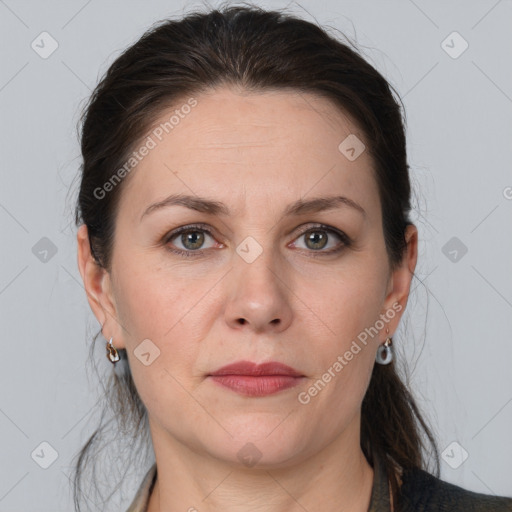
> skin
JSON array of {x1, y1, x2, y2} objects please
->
[{"x1": 77, "y1": 85, "x2": 417, "y2": 512}]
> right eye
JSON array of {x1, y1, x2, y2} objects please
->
[{"x1": 164, "y1": 224, "x2": 221, "y2": 257}]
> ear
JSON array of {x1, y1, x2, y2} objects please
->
[
  {"x1": 76, "y1": 224, "x2": 126, "y2": 349},
  {"x1": 380, "y1": 223, "x2": 418, "y2": 336}
]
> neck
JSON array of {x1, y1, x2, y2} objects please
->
[{"x1": 146, "y1": 417, "x2": 374, "y2": 512}]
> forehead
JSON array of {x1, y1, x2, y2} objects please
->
[{"x1": 118, "y1": 86, "x2": 379, "y2": 222}]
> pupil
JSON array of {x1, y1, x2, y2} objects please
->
[
  {"x1": 307, "y1": 231, "x2": 327, "y2": 250},
  {"x1": 183, "y1": 231, "x2": 204, "y2": 249}
]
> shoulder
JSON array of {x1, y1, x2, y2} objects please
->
[{"x1": 398, "y1": 466, "x2": 512, "y2": 512}]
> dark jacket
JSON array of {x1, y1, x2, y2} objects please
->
[
  {"x1": 398, "y1": 466, "x2": 512, "y2": 511},
  {"x1": 369, "y1": 450, "x2": 512, "y2": 511}
]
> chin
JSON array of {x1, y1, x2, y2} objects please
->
[{"x1": 195, "y1": 420, "x2": 312, "y2": 469}]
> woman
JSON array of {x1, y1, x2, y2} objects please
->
[{"x1": 73, "y1": 4, "x2": 512, "y2": 511}]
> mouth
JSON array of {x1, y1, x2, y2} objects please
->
[{"x1": 207, "y1": 361, "x2": 305, "y2": 397}]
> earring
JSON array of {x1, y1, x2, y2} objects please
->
[
  {"x1": 376, "y1": 330, "x2": 393, "y2": 365},
  {"x1": 106, "y1": 337, "x2": 120, "y2": 364}
]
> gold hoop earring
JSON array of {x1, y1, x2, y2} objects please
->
[{"x1": 106, "y1": 337, "x2": 120, "y2": 364}]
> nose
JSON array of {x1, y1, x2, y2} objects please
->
[{"x1": 223, "y1": 245, "x2": 293, "y2": 334}]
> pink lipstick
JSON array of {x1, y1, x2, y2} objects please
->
[{"x1": 208, "y1": 361, "x2": 304, "y2": 397}]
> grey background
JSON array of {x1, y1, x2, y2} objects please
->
[{"x1": 1, "y1": 0, "x2": 511, "y2": 510}]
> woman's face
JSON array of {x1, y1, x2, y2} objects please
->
[{"x1": 78, "y1": 85, "x2": 416, "y2": 468}]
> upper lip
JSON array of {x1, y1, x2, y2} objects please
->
[{"x1": 209, "y1": 360, "x2": 303, "y2": 377}]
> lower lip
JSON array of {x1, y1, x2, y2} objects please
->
[{"x1": 208, "y1": 375, "x2": 303, "y2": 397}]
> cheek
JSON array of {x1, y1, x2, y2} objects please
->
[
  {"x1": 294, "y1": 255, "x2": 387, "y2": 408},
  {"x1": 297, "y1": 262, "x2": 388, "y2": 351},
  {"x1": 116, "y1": 271, "x2": 204, "y2": 424},
  {"x1": 111, "y1": 270, "x2": 202, "y2": 409},
  {"x1": 113, "y1": 260, "x2": 195, "y2": 338}
]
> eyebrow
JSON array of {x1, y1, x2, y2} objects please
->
[{"x1": 140, "y1": 193, "x2": 366, "y2": 221}]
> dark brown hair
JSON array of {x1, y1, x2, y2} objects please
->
[{"x1": 73, "y1": 3, "x2": 439, "y2": 510}]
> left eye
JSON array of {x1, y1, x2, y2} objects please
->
[{"x1": 291, "y1": 228, "x2": 345, "y2": 252}]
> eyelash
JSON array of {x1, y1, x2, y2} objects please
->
[{"x1": 163, "y1": 222, "x2": 351, "y2": 258}]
